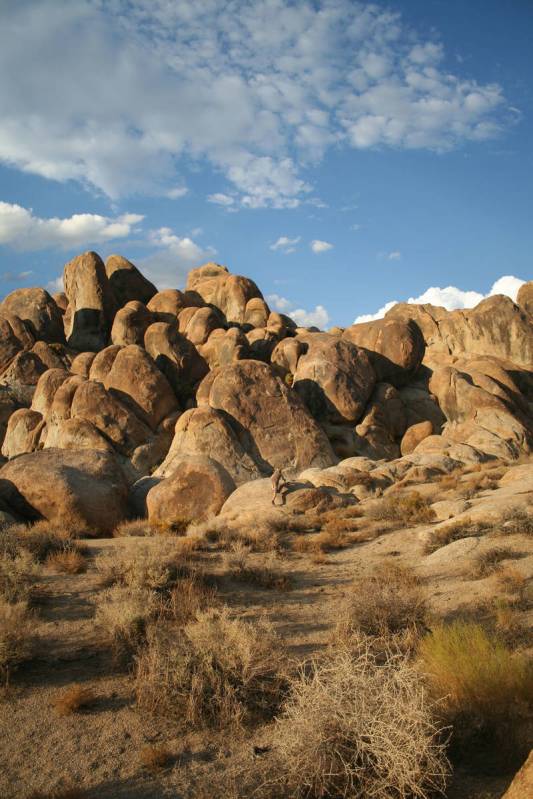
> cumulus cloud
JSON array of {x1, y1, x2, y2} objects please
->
[
  {"x1": 353, "y1": 274, "x2": 526, "y2": 323},
  {"x1": 387, "y1": 250, "x2": 401, "y2": 260},
  {"x1": 140, "y1": 227, "x2": 216, "y2": 289},
  {"x1": 311, "y1": 239, "x2": 333, "y2": 253},
  {"x1": 270, "y1": 236, "x2": 301, "y2": 253},
  {"x1": 0, "y1": 1, "x2": 513, "y2": 207},
  {"x1": 0, "y1": 201, "x2": 143, "y2": 251},
  {"x1": 267, "y1": 293, "x2": 330, "y2": 329},
  {"x1": 166, "y1": 186, "x2": 188, "y2": 199}
]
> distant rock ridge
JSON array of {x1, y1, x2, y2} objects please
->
[{"x1": 0, "y1": 252, "x2": 531, "y2": 529}]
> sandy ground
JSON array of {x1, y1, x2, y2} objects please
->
[{"x1": 1, "y1": 472, "x2": 532, "y2": 799}]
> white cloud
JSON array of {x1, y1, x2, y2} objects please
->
[
  {"x1": 311, "y1": 239, "x2": 333, "y2": 253},
  {"x1": 46, "y1": 276, "x2": 64, "y2": 293},
  {"x1": 291, "y1": 305, "x2": 330, "y2": 328},
  {"x1": 0, "y1": 1, "x2": 513, "y2": 207},
  {"x1": 0, "y1": 201, "x2": 143, "y2": 251},
  {"x1": 207, "y1": 193, "x2": 235, "y2": 207},
  {"x1": 166, "y1": 186, "x2": 188, "y2": 199},
  {"x1": 141, "y1": 227, "x2": 216, "y2": 289},
  {"x1": 353, "y1": 274, "x2": 526, "y2": 323},
  {"x1": 267, "y1": 293, "x2": 330, "y2": 329},
  {"x1": 2, "y1": 270, "x2": 34, "y2": 283},
  {"x1": 270, "y1": 236, "x2": 301, "y2": 253},
  {"x1": 387, "y1": 250, "x2": 401, "y2": 260}
]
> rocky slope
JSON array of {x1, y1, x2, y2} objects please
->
[{"x1": 0, "y1": 251, "x2": 531, "y2": 531}]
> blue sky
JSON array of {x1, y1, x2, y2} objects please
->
[{"x1": 0, "y1": 0, "x2": 531, "y2": 328}]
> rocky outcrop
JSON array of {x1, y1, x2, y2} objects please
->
[
  {"x1": 0, "y1": 448, "x2": 128, "y2": 533},
  {"x1": 1, "y1": 288, "x2": 64, "y2": 343},
  {"x1": 517, "y1": 281, "x2": 533, "y2": 316},
  {"x1": 186, "y1": 262, "x2": 263, "y2": 324},
  {"x1": 144, "y1": 322, "x2": 208, "y2": 400}
]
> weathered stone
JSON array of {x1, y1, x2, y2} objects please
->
[
  {"x1": 63, "y1": 251, "x2": 116, "y2": 351},
  {"x1": 1, "y1": 288, "x2": 65, "y2": 342},
  {"x1": 105, "y1": 254, "x2": 157, "y2": 306},
  {"x1": 343, "y1": 318, "x2": 425, "y2": 385},
  {"x1": 1, "y1": 408, "x2": 45, "y2": 458},
  {"x1": 144, "y1": 322, "x2": 208, "y2": 400},
  {"x1": 401, "y1": 420, "x2": 434, "y2": 456},
  {"x1": 111, "y1": 301, "x2": 154, "y2": 347}
]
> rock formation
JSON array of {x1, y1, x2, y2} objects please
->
[{"x1": 0, "y1": 249, "x2": 530, "y2": 529}]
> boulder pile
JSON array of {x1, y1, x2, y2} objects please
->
[{"x1": 0, "y1": 250, "x2": 531, "y2": 531}]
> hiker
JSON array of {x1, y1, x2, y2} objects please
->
[{"x1": 271, "y1": 468, "x2": 286, "y2": 505}]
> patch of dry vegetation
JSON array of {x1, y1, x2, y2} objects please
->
[
  {"x1": 424, "y1": 517, "x2": 489, "y2": 554},
  {"x1": 224, "y1": 545, "x2": 293, "y2": 590},
  {"x1": 419, "y1": 621, "x2": 533, "y2": 765},
  {"x1": 26, "y1": 788, "x2": 86, "y2": 799},
  {"x1": 335, "y1": 563, "x2": 428, "y2": 645},
  {"x1": 0, "y1": 599, "x2": 35, "y2": 680},
  {"x1": 52, "y1": 684, "x2": 96, "y2": 716},
  {"x1": 46, "y1": 546, "x2": 88, "y2": 574},
  {"x1": 270, "y1": 644, "x2": 449, "y2": 799},
  {"x1": 139, "y1": 744, "x2": 172, "y2": 772},
  {"x1": 135, "y1": 607, "x2": 287, "y2": 729},
  {"x1": 473, "y1": 546, "x2": 520, "y2": 579},
  {"x1": 369, "y1": 491, "x2": 435, "y2": 525},
  {"x1": 497, "y1": 506, "x2": 533, "y2": 536}
]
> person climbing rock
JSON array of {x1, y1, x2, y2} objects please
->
[{"x1": 271, "y1": 467, "x2": 286, "y2": 505}]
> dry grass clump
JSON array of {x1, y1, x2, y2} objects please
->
[
  {"x1": 113, "y1": 518, "x2": 154, "y2": 537},
  {"x1": 492, "y1": 598, "x2": 529, "y2": 648},
  {"x1": 495, "y1": 565, "x2": 529, "y2": 604},
  {"x1": 96, "y1": 585, "x2": 157, "y2": 658},
  {"x1": 97, "y1": 539, "x2": 187, "y2": 592},
  {"x1": 25, "y1": 787, "x2": 86, "y2": 799},
  {"x1": 335, "y1": 563, "x2": 428, "y2": 644},
  {"x1": 9, "y1": 520, "x2": 77, "y2": 561},
  {"x1": 135, "y1": 607, "x2": 287, "y2": 728},
  {"x1": 0, "y1": 547, "x2": 39, "y2": 603},
  {"x1": 270, "y1": 644, "x2": 449, "y2": 799},
  {"x1": 52, "y1": 684, "x2": 96, "y2": 716},
  {"x1": 497, "y1": 506, "x2": 533, "y2": 536},
  {"x1": 369, "y1": 491, "x2": 435, "y2": 525},
  {"x1": 0, "y1": 599, "x2": 34, "y2": 679},
  {"x1": 424, "y1": 517, "x2": 488, "y2": 554},
  {"x1": 224, "y1": 546, "x2": 293, "y2": 591},
  {"x1": 46, "y1": 545, "x2": 88, "y2": 574},
  {"x1": 139, "y1": 744, "x2": 172, "y2": 772},
  {"x1": 159, "y1": 575, "x2": 219, "y2": 627},
  {"x1": 473, "y1": 546, "x2": 519, "y2": 579},
  {"x1": 419, "y1": 621, "x2": 533, "y2": 764}
]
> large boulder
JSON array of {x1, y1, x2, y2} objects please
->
[
  {"x1": 147, "y1": 455, "x2": 235, "y2": 524},
  {"x1": 0, "y1": 288, "x2": 64, "y2": 343},
  {"x1": 147, "y1": 288, "x2": 202, "y2": 322},
  {"x1": 111, "y1": 301, "x2": 154, "y2": 347},
  {"x1": 105, "y1": 254, "x2": 157, "y2": 307},
  {"x1": 1, "y1": 408, "x2": 45, "y2": 459},
  {"x1": 102, "y1": 344, "x2": 179, "y2": 430},
  {"x1": 400, "y1": 420, "x2": 434, "y2": 456},
  {"x1": 200, "y1": 327, "x2": 249, "y2": 369},
  {"x1": 179, "y1": 305, "x2": 225, "y2": 346},
  {"x1": 0, "y1": 448, "x2": 128, "y2": 534},
  {"x1": 343, "y1": 318, "x2": 425, "y2": 385},
  {"x1": 31, "y1": 368, "x2": 70, "y2": 417},
  {"x1": 186, "y1": 262, "x2": 263, "y2": 324},
  {"x1": 292, "y1": 333, "x2": 375, "y2": 424},
  {"x1": 156, "y1": 407, "x2": 261, "y2": 485},
  {"x1": 63, "y1": 251, "x2": 116, "y2": 351},
  {"x1": 196, "y1": 359, "x2": 337, "y2": 475},
  {"x1": 351, "y1": 382, "x2": 407, "y2": 460},
  {"x1": 144, "y1": 322, "x2": 208, "y2": 401}
]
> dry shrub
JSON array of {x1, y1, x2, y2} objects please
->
[
  {"x1": 11, "y1": 520, "x2": 77, "y2": 561},
  {"x1": 135, "y1": 607, "x2": 286, "y2": 728},
  {"x1": 159, "y1": 575, "x2": 218, "y2": 627},
  {"x1": 424, "y1": 517, "x2": 488, "y2": 554},
  {"x1": 52, "y1": 684, "x2": 96, "y2": 716},
  {"x1": 473, "y1": 546, "x2": 519, "y2": 578},
  {"x1": 0, "y1": 599, "x2": 34, "y2": 679},
  {"x1": 96, "y1": 585, "x2": 157, "y2": 658},
  {"x1": 26, "y1": 787, "x2": 85, "y2": 799},
  {"x1": 139, "y1": 744, "x2": 172, "y2": 772},
  {"x1": 271, "y1": 644, "x2": 449, "y2": 799},
  {"x1": 497, "y1": 506, "x2": 533, "y2": 536},
  {"x1": 492, "y1": 598, "x2": 528, "y2": 647},
  {"x1": 0, "y1": 548, "x2": 39, "y2": 603},
  {"x1": 292, "y1": 527, "x2": 351, "y2": 556},
  {"x1": 419, "y1": 621, "x2": 533, "y2": 765},
  {"x1": 97, "y1": 539, "x2": 186, "y2": 592},
  {"x1": 226, "y1": 548, "x2": 293, "y2": 591},
  {"x1": 369, "y1": 491, "x2": 435, "y2": 525},
  {"x1": 46, "y1": 546, "x2": 87, "y2": 574},
  {"x1": 335, "y1": 563, "x2": 428, "y2": 644},
  {"x1": 113, "y1": 519, "x2": 154, "y2": 537},
  {"x1": 495, "y1": 565, "x2": 529, "y2": 604}
]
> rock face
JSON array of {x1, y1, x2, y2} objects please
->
[
  {"x1": 63, "y1": 251, "x2": 116, "y2": 351},
  {"x1": 186, "y1": 262, "x2": 263, "y2": 324},
  {"x1": 147, "y1": 455, "x2": 235, "y2": 524},
  {"x1": 517, "y1": 281, "x2": 533, "y2": 316},
  {"x1": 197, "y1": 359, "x2": 337, "y2": 475},
  {"x1": 343, "y1": 318, "x2": 425, "y2": 385},
  {"x1": 0, "y1": 448, "x2": 128, "y2": 533},
  {"x1": 1, "y1": 288, "x2": 64, "y2": 343}
]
